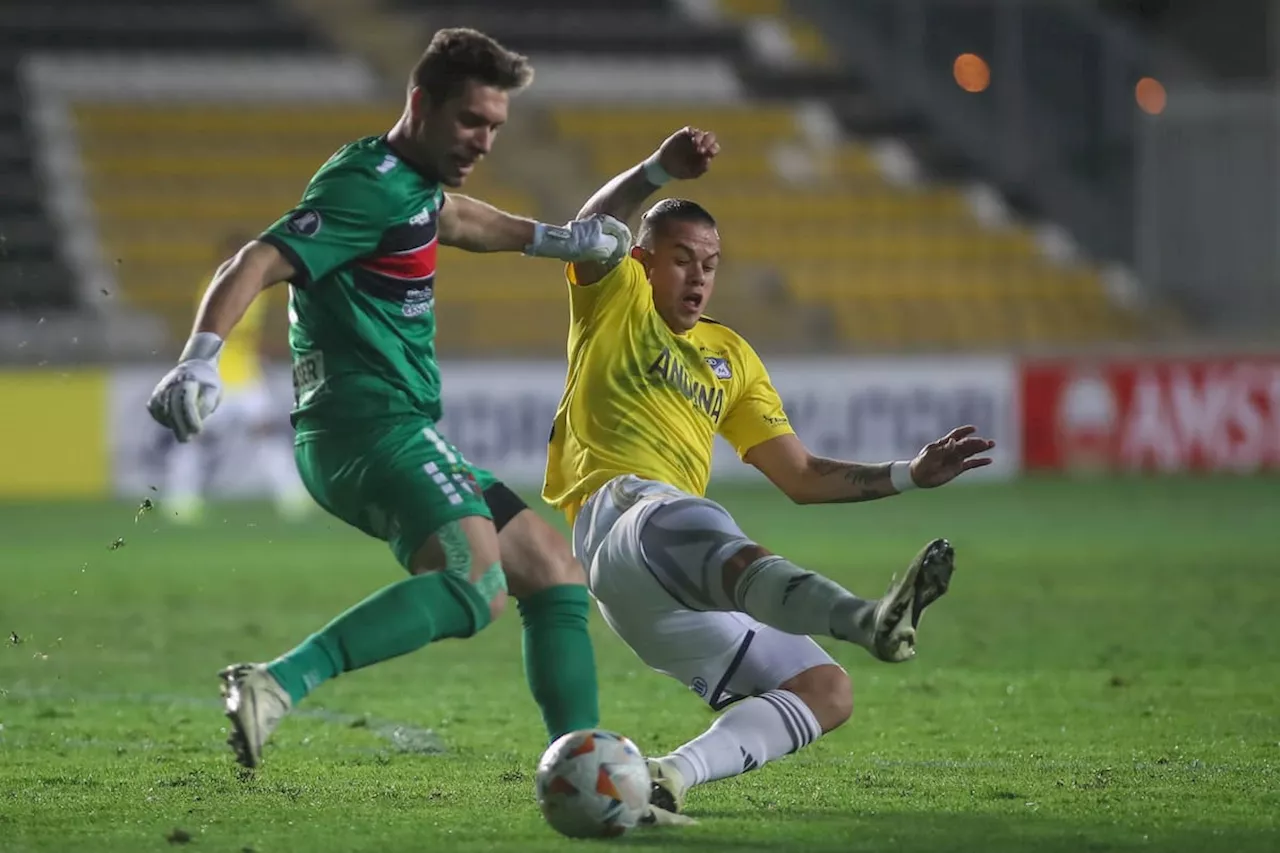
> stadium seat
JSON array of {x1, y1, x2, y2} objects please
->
[
  {"x1": 73, "y1": 95, "x2": 1138, "y2": 353},
  {"x1": 74, "y1": 103, "x2": 547, "y2": 348},
  {"x1": 549, "y1": 103, "x2": 1134, "y2": 349}
]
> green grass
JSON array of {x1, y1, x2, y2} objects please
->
[{"x1": 2, "y1": 476, "x2": 1278, "y2": 852}]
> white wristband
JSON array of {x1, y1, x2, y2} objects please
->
[
  {"x1": 890, "y1": 460, "x2": 917, "y2": 493},
  {"x1": 641, "y1": 154, "x2": 672, "y2": 187},
  {"x1": 180, "y1": 331, "x2": 224, "y2": 364}
]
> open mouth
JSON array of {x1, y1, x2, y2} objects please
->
[{"x1": 681, "y1": 293, "x2": 703, "y2": 311}]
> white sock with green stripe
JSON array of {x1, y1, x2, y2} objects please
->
[{"x1": 666, "y1": 690, "x2": 821, "y2": 787}]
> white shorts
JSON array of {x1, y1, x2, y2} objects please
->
[{"x1": 574, "y1": 475, "x2": 839, "y2": 709}]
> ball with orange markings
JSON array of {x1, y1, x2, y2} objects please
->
[{"x1": 535, "y1": 729, "x2": 651, "y2": 838}]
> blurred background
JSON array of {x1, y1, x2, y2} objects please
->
[{"x1": 0, "y1": 0, "x2": 1277, "y2": 503}]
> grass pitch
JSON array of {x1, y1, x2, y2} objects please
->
[{"x1": 1, "y1": 476, "x2": 1278, "y2": 852}]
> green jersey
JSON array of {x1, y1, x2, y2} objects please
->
[{"x1": 261, "y1": 136, "x2": 447, "y2": 434}]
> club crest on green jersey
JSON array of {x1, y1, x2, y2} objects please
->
[{"x1": 286, "y1": 209, "x2": 322, "y2": 236}]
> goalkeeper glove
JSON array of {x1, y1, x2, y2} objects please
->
[
  {"x1": 525, "y1": 213, "x2": 632, "y2": 266},
  {"x1": 147, "y1": 332, "x2": 224, "y2": 443}
]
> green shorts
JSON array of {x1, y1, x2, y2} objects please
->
[{"x1": 295, "y1": 417, "x2": 499, "y2": 570}]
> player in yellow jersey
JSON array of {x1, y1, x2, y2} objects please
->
[
  {"x1": 162, "y1": 234, "x2": 310, "y2": 522},
  {"x1": 544, "y1": 128, "x2": 996, "y2": 818}
]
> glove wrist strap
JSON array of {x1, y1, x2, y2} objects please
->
[
  {"x1": 890, "y1": 460, "x2": 917, "y2": 493},
  {"x1": 180, "y1": 331, "x2": 224, "y2": 364},
  {"x1": 641, "y1": 153, "x2": 672, "y2": 187},
  {"x1": 524, "y1": 221, "x2": 571, "y2": 258}
]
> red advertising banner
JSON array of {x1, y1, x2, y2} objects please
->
[{"x1": 1023, "y1": 358, "x2": 1280, "y2": 473}]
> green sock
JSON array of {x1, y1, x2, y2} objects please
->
[
  {"x1": 267, "y1": 571, "x2": 490, "y2": 705},
  {"x1": 518, "y1": 584, "x2": 600, "y2": 740}
]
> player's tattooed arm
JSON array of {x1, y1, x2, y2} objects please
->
[
  {"x1": 801, "y1": 458, "x2": 898, "y2": 503},
  {"x1": 438, "y1": 193, "x2": 538, "y2": 253},
  {"x1": 747, "y1": 428, "x2": 996, "y2": 504},
  {"x1": 746, "y1": 434, "x2": 901, "y2": 504}
]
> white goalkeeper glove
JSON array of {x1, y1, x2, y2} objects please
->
[
  {"x1": 147, "y1": 332, "x2": 225, "y2": 443},
  {"x1": 525, "y1": 213, "x2": 632, "y2": 267}
]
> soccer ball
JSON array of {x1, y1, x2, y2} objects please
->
[{"x1": 535, "y1": 729, "x2": 651, "y2": 838}]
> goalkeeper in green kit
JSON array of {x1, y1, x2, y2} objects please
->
[{"x1": 146, "y1": 29, "x2": 631, "y2": 769}]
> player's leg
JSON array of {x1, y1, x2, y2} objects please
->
[
  {"x1": 261, "y1": 515, "x2": 505, "y2": 703},
  {"x1": 591, "y1": 539, "x2": 848, "y2": 812},
  {"x1": 637, "y1": 494, "x2": 955, "y2": 663},
  {"x1": 646, "y1": 636, "x2": 852, "y2": 813},
  {"x1": 475, "y1": 476, "x2": 599, "y2": 741},
  {"x1": 219, "y1": 421, "x2": 506, "y2": 768},
  {"x1": 576, "y1": 476, "x2": 953, "y2": 812}
]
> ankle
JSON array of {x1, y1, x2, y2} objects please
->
[{"x1": 661, "y1": 753, "x2": 697, "y2": 790}]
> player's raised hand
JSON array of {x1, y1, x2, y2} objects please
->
[
  {"x1": 908, "y1": 425, "x2": 996, "y2": 488},
  {"x1": 654, "y1": 127, "x2": 719, "y2": 180}
]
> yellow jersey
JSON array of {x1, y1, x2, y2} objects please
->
[
  {"x1": 543, "y1": 258, "x2": 794, "y2": 523},
  {"x1": 197, "y1": 278, "x2": 266, "y2": 389}
]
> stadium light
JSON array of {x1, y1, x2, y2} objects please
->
[
  {"x1": 1135, "y1": 76, "x2": 1167, "y2": 115},
  {"x1": 953, "y1": 53, "x2": 990, "y2": 93}
]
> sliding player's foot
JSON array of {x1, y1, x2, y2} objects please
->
[
  {"x1": 219, "y1": 663, "x2": 292, "y2": 768},
  {"x1": 646, "y1": 756, "x2": 689, "y2": 814},
  {"x1": 636, "y1": 757, "x2": 697, "y2": 827},
  {"x1": 869, "y1": 538, "x2": 955, "y2": 663},
  {"x1": 911, "y1": 538, "x2": 955, "y2": 631}
]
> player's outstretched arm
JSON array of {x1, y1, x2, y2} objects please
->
[
  {"x1": 745, "y1": 428, "x2": 996, "y2": 505},
  {"x1": 437, "y1": 193, "x2": 538, "y2": 253},
  {"x1": 571, "y1": 127, "x2": 718, "y2": 285},
  {"x1": 193, "y1": 240, "x2": 295, "y2": 340},
  {"x1": 146, "y1": 240, "x2": 294, "y2": 443},
  {"x1": 438, "y1": 193, "x2": 628, "y2": 264}
]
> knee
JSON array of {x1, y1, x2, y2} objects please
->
[
  {"x1": 486, "y1": 583, "x2": 509, "y2": 623},
  {"x1": 409, "y1": 517, "x2": 509, "y2": 628},
  {"x1": 498, "y1": 510, "x2": 586, "y2": 599},
  {"x1": 782, "y1": 665, "x2": 853, "y2": 733},
  {"x1": 470, "y1": 558, "x2": 510, "y2": 626}
]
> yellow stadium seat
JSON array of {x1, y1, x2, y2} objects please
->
[
  {"x1": 552, "y1": 107, "x2": 800, "y2": 142},
  {"x1": 544, "y1": 102, "x2": 1143, "y2": 349},
  {"x1": 76, "y1": 96, "x2": 1143, "y2": 352}
]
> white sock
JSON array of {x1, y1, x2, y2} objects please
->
[
  {"x1": 667, "y1": 689, "x2": 822, "y2": 787},
  {"x1": 734, "y1": 556, "x2": 877, "y2": 648}
]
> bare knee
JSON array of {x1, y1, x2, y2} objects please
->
[
  {"x1": 486, "y1": 586, "x2": 508, "y2": 623},
  {"x1": 410, "y1": 515, "x2": 508, "y2": 624},
  {"x1": 497, "y1": 509, "x2": 585, "y2": 599},
  {"x1": 780, "y1": 664, "x2": 853, "y2": 733},
  {"x1": 720, "y1": 543, "x2": 772, "y2": 603}
]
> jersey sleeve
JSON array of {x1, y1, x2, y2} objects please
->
[
  {"x1": 565, "y1": 256, "x2": 647, "y2": 323},
  {"x1": 260, "y1": 165, "x2": 395, "y2": 286},
  {"x1": 718, "y1": 345, "x2": 795, "y2": 459}
]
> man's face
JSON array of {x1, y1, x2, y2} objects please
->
[
  {"x1": 407, "y1": 79, "x2": 509, "y2": 186},
  {"x1": 635, "y1": 220, "x2": 721, "y2": 334}
]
